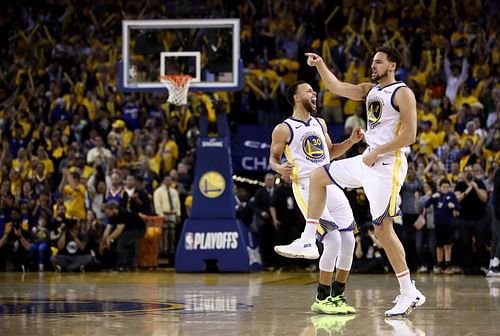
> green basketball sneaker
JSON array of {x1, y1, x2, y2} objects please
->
[
  {"x1": 310, "y1": 315, "x2": 357, "y2": 334},
  {"x1": 330, "y1": 295, "x2": 356, "y2": 314},
  {"x1": 311, "y1": 296, "x2": 349, "y2": 314}
]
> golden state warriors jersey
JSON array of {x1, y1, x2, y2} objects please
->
[
  {"x1": 365, "y1": 82, "x2": 407, "y2": 152},
  {"x1": 283, "y1": 117, "x2": 330, "y2": 179}
]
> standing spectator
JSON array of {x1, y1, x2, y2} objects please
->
[
  {"x1": 122, "y1": 174, "x2": 151, "y2": 215},
  {"x1": 59, "y1": 168, "x2": 87, "y2": 221},
  {"x1": 425, "y1": 179, "x2": 461, "y2": 274},
  {"x1": 101, "y1": 201, "x2": 146, "y2": 272},
  {"x1": 400, "y1": 163, "x2": 424, "y2": 270},
  {"x1": 455, "y1": 165, "x2": 489, "y2": 273},
  {"x1": 251, "y1": 173, "x2": 276, "y2": 268},
  {"x1": 86, "y1": 136, "x2": 112, "y2": 166},
  {"x1": 444, "y1": 54, "x2": 469, "y2": 104},
  {"x1": 270, "y1": 177, "x2": 304, "y2": 269},
  {"x1": 416, "y1": 181, "x2": 437, "y2": 273},
  {"x1": 153, "y1": 175, "x2": 181, "y2": 260},
  {"x1": 106, "y1": 171, "x2": 124, "y2": 203}
]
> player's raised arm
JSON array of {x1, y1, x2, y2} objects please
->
[
  {"x1": 305, "y1": 52, "x2": 373, "y2": 101},
  {"x1": 269, "y1": 123, "x2": 295, "y2": 178}
]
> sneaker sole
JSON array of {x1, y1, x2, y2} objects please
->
[
  {"x1": 274, "y1": 247, "x2": 319, "y2": 260},
  {"x1": 311, "y1": 306, "x2": 349, "y2": 315},
  {"x1": 385, "y1": 294, "x2": 425, "y2": 318}
]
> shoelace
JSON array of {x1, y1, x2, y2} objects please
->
[
  {"x1": 330, "y1": 295, "x2": 347, "y2": 306},
  {"x1": 317, "y1": 297, "x2": 339, "y2": 307}
]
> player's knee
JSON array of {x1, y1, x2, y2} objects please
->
[
  {"x1": 340, "y1": 231, "x2": 355, "y2": 251},
  {"x1": 373, "y1": 220, "x2": 392, "y2": 238}
]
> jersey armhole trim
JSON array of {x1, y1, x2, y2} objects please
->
[
  {"x1": 283, "y1": 121, "x2": 294, "y2": 145},
  {"x1": 390, "y1": 85, "x2": 406, "y2": 112}
]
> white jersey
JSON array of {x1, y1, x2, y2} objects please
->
[
  {"x1": 365, "y1": 81, "x2": 407, "y2": 153},
  {"x1": 282, "y1": 117, "x2": 330, "y2": 179}
]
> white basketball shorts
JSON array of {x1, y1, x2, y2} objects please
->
[{"x1": 323, "y1": 149, "x2": 408, "y2": 225}]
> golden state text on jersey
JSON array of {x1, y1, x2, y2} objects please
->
[
  {"x1": 367, "y1": 96, "x2": 384, "y2": 129},
  {"x1": 283, "y1": 117, "x2": 331, "y2": 179},
  {"x1": 301, "y1": 131, "x2": 325, "y2": 163},
  {"x1": 364, "y1": 82, "x2": 407, "y2": 150}
]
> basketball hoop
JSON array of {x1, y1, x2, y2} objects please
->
[{"x1": 160, "y1": 74, "x2": 192, "y2": 106}]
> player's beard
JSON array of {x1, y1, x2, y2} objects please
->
[
  {"x1": 301, "y1": 98, "x2": 316, "y2": 114},
  {"x1": 371, "y1": 68, "x2": 389, "y2": 82}
]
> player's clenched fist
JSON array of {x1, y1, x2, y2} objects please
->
[{"x1": 279, "y1": 161, "x2": 295, "y2": 177}]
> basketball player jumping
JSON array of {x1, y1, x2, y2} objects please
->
[
  {"x1": 275, "y1": 46, "x2": 426, "y2": 317},
  {"x1": 270, "y1": 81, "x2": 363, "y2": 314}
]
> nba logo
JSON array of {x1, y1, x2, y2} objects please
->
[{"x1": 185, "y1": 232, "x2": 194, "y2": 250}]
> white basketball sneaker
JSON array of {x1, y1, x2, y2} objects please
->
[
  {"x1": 385, "y1": 283, "x2": 426, "y2": 317},
  {"x1": 274, "y1": 238, "x2": 319, "y2": 259}
]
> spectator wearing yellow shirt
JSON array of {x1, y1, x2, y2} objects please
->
[
  {"x1": 36, "y1": 147, "x2": 55, "y2": 177},
  {"x1": 420, "y1": 103, "x2": 438, "y2": 132},
  {"x1": 461, "y1": 121, "x2": 480, "y2": 147},
  {"x1": 408, "y1": 50, "x2": 434, "y2": 88},
  {"x1": 108, "y1": 120, "x2": 134, "y2": 153},
  {"x1": 160, "y1": 130, "x2": 179, "y2": 174},
  {"x1": 437, "y1": 118, "x2": 460, "y2": 146},
  {"x1": 454, "y1": 85, "x2": 480, "y2": 110},
  {"x1": 12, "y1": 147, "x2": 30, "y2": 180},
  {"x1": 269, "y1": 48, "x2": 300, "y2": 86},
  {"x1": 418, "y1": 121, "x2": 439, "y2": 155},
  {"x1": 59, "y1": 168, "x2": 86, "y2": 220}
]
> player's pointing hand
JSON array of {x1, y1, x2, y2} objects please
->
[{"x1": 305, "y1": 53, "x2": 323, "y2": 67}]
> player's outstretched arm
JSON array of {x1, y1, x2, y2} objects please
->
[
  {"x1": 305, "y1": 52, "x2": 373, "y2": 101},
  {"x1": 269, "y1": 123, "x2": 295, "y2": 178}
]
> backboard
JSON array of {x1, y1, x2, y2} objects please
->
[{"x1": 120, "y1": 19, "x2": 242, "y2": 92}]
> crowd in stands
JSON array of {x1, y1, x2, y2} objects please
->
[{"x1": 0, "y1": 0, "x2": 499, "y2": 275}]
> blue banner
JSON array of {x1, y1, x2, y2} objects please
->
[
  {"x1": 230, "y1": 124, "x2": 345, "y2": 173},
  {"x1": 176, "y1": 218, "x2": 262, "y2": 272}
]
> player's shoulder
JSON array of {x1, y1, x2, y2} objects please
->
[
  {"x1": 272, "y1": 121, "x2": 292, "y2": 138},
  {"x1": 313, "y1": 116, "x2": 328, "y2": 128},
  {"x1": 360, "y1": 82, "x2": 376, "y2": 95}
]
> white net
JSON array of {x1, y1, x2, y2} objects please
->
[{"x1": 160, "y1": 75, "x2": 192, "y2": 106}]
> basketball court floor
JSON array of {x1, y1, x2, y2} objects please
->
[{"x1": 0, "y1": 271, "x2": 498, "y2": 335}]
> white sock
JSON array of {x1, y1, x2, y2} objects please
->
[
  {"x1": 396, "y1": 270, "x2": 413, "y2": 294},
  {"x1": 492, "y1": 257, "x2": 500, "y2": 268},
  {"x1": 302, "y1": 219, "x2": 319, "y2": 240}
]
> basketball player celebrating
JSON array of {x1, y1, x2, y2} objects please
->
[
  {"x1": 270, "y1": 81, "x2": 363, "y2": 314},
  {"x1": 279, "y1": 46, "x2": 425, "y2": 317}
]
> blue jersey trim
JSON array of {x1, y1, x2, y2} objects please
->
[
  {"x1": 390, "y1": 85, "x2": 406, "y2": 112},
  {"x1": 283, "y1": 120, "x2": 294, "y2": 145}
]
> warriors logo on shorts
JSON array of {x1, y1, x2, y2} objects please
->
[
  {"x1": 302, "y1": 133, "x2": 325, "y2": 163},
  {"x1": 367, "y1": 98, "x2": 384, "y2": 129}
]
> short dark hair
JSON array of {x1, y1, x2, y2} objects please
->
[
  {"x1": 285, "y1": 81, "x2": 307, "y2": 106},
  {"x1": 376, "y1": 45, "x2": 402, "y2": 70},
  {"x1": 439, "y1": 179, "x2": 451, "y2": 187}
]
